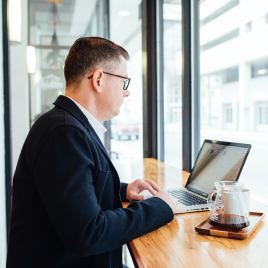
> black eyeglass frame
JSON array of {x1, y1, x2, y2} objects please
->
[{"x1": 87, "y1": 71, "x2": 131, "y2": 90}]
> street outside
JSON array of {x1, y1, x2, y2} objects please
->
[{"x1": 111, "y1": 125, "x2": 268, "y2": 207}]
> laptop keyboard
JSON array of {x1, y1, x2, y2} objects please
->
[{"x1": 168, "y1": 190, "x2": 207, "y2": 206}]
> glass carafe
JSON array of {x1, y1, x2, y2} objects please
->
[{"x1": 207, "y1": 181, "x2": 250, "y2": 229}]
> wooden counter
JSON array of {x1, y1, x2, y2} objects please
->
[{"x1": 112, "y1": 158, "x2": 268, "y2": 268}]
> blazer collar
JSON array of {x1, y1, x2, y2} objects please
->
[{"x1": 53, "y1": 95, "x2": 109, "y2": 158}]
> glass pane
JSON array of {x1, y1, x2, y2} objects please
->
[
  {"x1": 163, "y1": 0, "x2": 182, "y2": 168},
  {"x1": 199, "y1": 0, "x2": 268, "y2": 205},
  {"x1": 110, "y1": 0, "x2": 143, "y2": 160},
  {"x1": 30, "y1": 48, "x2": 68, "y2": 123},
  {"x1": 28, "y1": 1, "x2": 107, "y2": 125}
]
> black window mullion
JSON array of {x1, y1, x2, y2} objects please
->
[
  {"x1": 182, "y1": 0, "x2": 192, "y2": 172},
  {"x1": 142, "y1": 0, "x2": 158, "y2": 159}
]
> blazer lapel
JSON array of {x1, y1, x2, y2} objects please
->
[{"x1": 53, "y1": 95, "x2": 110, "y2": 158}]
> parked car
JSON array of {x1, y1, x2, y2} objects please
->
[{"x1": 111, "y1": 120, "x2": 139, "y2": 140}]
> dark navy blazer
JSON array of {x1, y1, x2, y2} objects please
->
[{"x1": 6, "y1": 95, "x2": 173, "y2": 268}]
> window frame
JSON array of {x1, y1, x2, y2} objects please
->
[
  {"x1": 2, "y1": 0, "x2": 12, "y2": 243},
  {"x1": 143, "y1": 0, "x2": 196, "y2": 172}
]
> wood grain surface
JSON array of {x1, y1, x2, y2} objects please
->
[{"x1": 112, "y1": 158, "x2": 268, "y2": 268}]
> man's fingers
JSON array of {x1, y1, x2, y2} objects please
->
[
  {"x1": 143, "y1": 179, "x2": 160, "y2": 192},
  {"x1": 130, "y1": 193, "x2": 145, "y2": 201},
  {"x1": 141, "y1": 181, "x2": 157, "y2": 196}
]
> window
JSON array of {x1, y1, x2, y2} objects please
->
[
  {"x1": 162, "y1": 0, "x2": 182, "y2": 169},
  {"x1": 225, "y1": 104, "x2": 233, "y2": 123},
  {"x1": 258, "y1": 102, "x2": 268, "y2": 125},
  {"x1": 110, "y1": 0, "x2": 143, "y2": 160},
  {"x1": 251, "y1": 58, "x2": 268, "y2": 78},
  {"x1": 246, "y1": 13, "x2": 268, "y2": 33},
  {"x1": 199, "y1": 0, "x2": 268, "y2": 206},
  {"x1": 222, "y1": 67, "x2": 239, "y2": 84},
  {"x1": 28, "y1": 1, "x2": 108, "y2": 127}
]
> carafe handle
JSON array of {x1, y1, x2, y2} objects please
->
[{"x1": 207, "y1": 190, "x2": 217, "y2": 211}]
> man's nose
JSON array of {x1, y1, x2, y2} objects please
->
[{"x1": 124, "y1": 89, "x2": 130, "y2": 98}]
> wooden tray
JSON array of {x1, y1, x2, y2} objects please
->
[{"x1": 195, "y1": 212, "x2": 265, "y2": 240}]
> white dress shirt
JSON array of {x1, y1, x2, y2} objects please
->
[{"x1": 66, "y1": 96, "x2": 107, "y2": 143}]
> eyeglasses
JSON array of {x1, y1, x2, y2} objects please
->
[{"x1": 87, "y1": 71, "x2": 131, "y2": 90}]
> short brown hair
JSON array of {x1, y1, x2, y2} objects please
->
[{"x1": 64, "y1": 37, "x2": 129, "y2": 86}]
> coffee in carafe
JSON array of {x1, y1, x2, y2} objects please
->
[
  {"x1": 208, "y1": 214, "x2": 250, "y2": 229},
  {"x1": 207, "y1": 181, "x2": 250, "y2": 230}
]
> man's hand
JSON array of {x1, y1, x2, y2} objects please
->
[
  {"x1": 154, "y1": 189, "x2": 180, "y2": 214},
  {"x1": 126, "y1": 179, "x2": 180, "y2": 214},
  {"x1": 126, "y1": 179, "x2": 160, "y2": 201}
]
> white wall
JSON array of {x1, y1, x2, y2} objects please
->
[{"x1": 0, "y1": 3, "x2": 7, "y2": 268}]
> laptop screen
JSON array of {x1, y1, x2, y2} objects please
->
[{"x1": 186, "y1": 140, "x2": 251, "y2": 197}]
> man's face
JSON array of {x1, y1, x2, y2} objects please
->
[{"x1": 101, "y1": 56, "x2": 130, "y2": 120}]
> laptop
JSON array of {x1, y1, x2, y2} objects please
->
[{"x1": 142, "y1": 139, "x2": 251, "y2": 214}]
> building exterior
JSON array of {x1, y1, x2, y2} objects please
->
[{"x1": 200, "y1": 0, "x2": 268, "y2": 133}]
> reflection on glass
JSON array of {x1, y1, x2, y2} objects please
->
[
  {"x1": 110, "y1": 0, "x2": 143, "y2": 160},
  {"x1": 199, "y1": 0, "x2": 268, "y2": 205},
  {"x1": 111, "y1": 119, "x2": 139, "y2": 141},
  {"x1": 28, "y1": 0, "x2": 107, "y2": 124},
  {"x1": 30, "y1": 48, "x2": 68, "y2": 123},
  {"x1": 163, "y1": 0, "x2": 182, "y2": 168}
]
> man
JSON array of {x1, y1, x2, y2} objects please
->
[{"x1": 6, "y1": 37, "x2": 179, "y2": 268}]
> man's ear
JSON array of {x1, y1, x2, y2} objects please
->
[{"x1": 91, "y1": 69, "x2": 103, "y2": 93}]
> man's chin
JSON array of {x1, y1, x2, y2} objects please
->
[
  {"x1": 115, "y1": 108, "x2": 121, "y2": 116},
  {"x1": 107, "y1": 109, "x2": 120, "y2": 120}
]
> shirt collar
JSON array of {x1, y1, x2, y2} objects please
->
[{"x1": 66, "y1": 96, "x2": 107, "y2": 137}]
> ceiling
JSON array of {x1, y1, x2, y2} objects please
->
[{"x1": 110, "y1": 0, "x2": 142, "y2": 56}]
